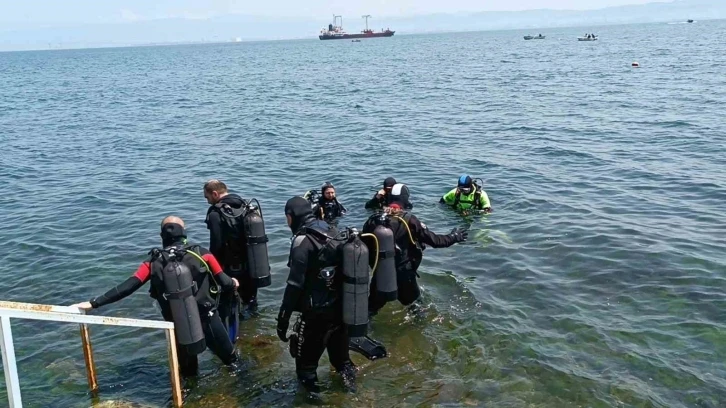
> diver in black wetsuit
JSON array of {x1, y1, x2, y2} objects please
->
[
  {"x1": 71, "y1": 216, "x2": 241, "y2": 378},
  {"x1": 365, "y1": 177, "x2": 413, "y2": 210},
  {"x1": 348, "y1": 184, "x2": 467, "y2": 360},
  {"x1": 310, "y1": 182, "x2": 347, "y2": 225},
  {"x1": 204, "y1": 179, "x2": 258, "y2": 319},
  {"x1": 366, "y1": 184, "x2": 467, "y2": 315},
  {"x1": 276, "y1": 196, "x2": 356, "y2": 393}
]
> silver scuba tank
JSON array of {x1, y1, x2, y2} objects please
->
[
  {"x1": 243, "y1": 199, "x2": 272, "y2": 288},
  {"x1": 160, "y1": 249, "x2": 206, "y2": 355},
  {"x1": 341, "y1": 228, "x2": 370, "y2": 338},
  {"x1": 372, "y1": 215, "x2": 397, "y2": 302}
]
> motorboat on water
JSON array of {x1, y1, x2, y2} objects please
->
[
  {"x1": 578, "y1": 34, "x2": 598, "y2": 41},
  {"x1": 687, "y1": 19, "x2": 694, "y2": 23},
  {"x1": 524, "y1": 34, "x2": 546, "y2": 40}
]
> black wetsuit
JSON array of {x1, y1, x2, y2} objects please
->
[
  {"x1": 278, "y1": 201, "x2": 355, "y2": 391},
  {"x1": 363, "y1": 212, "x2": 457, "y2": 314},
  {"x1": 89, "y1": 240, "x2": 237, "y2": 377},
  {"x1": 312, "y1": 198, "x2": 347, "y2": 225},
  {"x1": 364, "y1": 193, "x2": 413, "y2": 210},
  {"x1": 206, "y1": 194, "x2": 258, "y2": 309}
]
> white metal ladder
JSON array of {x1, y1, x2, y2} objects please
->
[{"x1": 0, "y1": 301, "x2": 182, "y2": 407}]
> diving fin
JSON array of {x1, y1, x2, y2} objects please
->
[
  {"x1": 227, "y1": 293, "x2": 240, "y2": 343},
  {"x1": 348, "y1": 336, "x2": 388, "y2": 361}
]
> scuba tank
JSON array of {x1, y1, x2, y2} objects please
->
[
  {"x1": 473, "y1": 178, "x2": 485, "y2": 190},
  {"x1": 371, "y1": 213, "x2": 397, "y2": 302},
  {"x1": 303, "y1": 189, "x2": 320, "y2": 207},
  {"x1": 243, "y1": 198, "x2": 271, "y2": 288},
  {"x1": 156, "y1": 248, "x2": 206, "y2": 355},
  {"x1": 341, "y1": 228, "x2": 370, "y2": 338}
]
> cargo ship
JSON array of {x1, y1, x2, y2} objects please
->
[{"x1": 319, "y1": 15, "x2": 395, "y2": 40}]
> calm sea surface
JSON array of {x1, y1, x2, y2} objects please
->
[{"x1": 0, "y1": 19, "x2": 725, "y2": 408}]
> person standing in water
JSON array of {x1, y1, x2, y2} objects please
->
[
  {"x1": 365, "y1": 184, "x2": 468, "y2": 319},
  {"x1": 309, "y1": 182, "x2": 347, "y2": 225},
  {"x1": 71, "y1": 216, "x2": 241, "y2": 378},
  {"x1": 204, "y1": 179, "x2": 259, "y2": 320},
  {"x1": 440, "y1": 175, "x2": 492, "y2": 213},
  {"x1": 365, "y1": 177, "x2": 413, "y2": 210},
  {"x1": 276, "y1": 196, "x2": 357, "y2": 393}
]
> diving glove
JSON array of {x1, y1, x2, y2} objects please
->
[
  {"x1": 276, "y1": 309, "x2": 290, "y2": 342},
  {"x1": 450, "y1": 227, "x2": 469, "y2": 243}
]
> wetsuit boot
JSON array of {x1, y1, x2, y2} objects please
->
[
  {"x1": 338, "y1": 362, "x2": 357, "y2": 393},
  {"x1": 240, "y1": 281, "x2": 259, "y2": 319},
  {"x1": 243, "y1": 296, "x2": 259, "y2": 317},
  {"x1": 297, "y1": 370, "x2": 321, "y2": 394}
]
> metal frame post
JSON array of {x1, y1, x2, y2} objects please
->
[
  {"x1": 166, "y1": 329, "x2": 183, "y2": 408},
  {"x1": 79, "y1": 322, "x2": 98, "y2": 392},
  {"x1": 0, "y1": 316, "x2": 22, "y2": 407}
]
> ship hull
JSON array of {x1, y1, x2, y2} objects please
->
[{"x1": 319, "y1": 31, "x2": 395, "y2": 40}]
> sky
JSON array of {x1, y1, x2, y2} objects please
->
[
  {"x1": 3, "y1": 0, "x2": 714, "y2": 51},
  {"x1": 0, "y1": 0, "x2": 668, "y2": 26}
]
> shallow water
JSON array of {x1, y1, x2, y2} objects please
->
[{"x1": 0, "y1": 20, "x2": 725, "y2": 408}]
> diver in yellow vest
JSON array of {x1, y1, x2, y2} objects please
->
[{"x1": 440, "y1": 175, "x2": 492, "y2": 213}]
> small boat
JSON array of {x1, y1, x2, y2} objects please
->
[
  {"x1": 524, "y1": 34, "x2": 545, "y2": 40},
  {"x1": 578, "y1": 35, "x2": 598, "y2": 41},
  {"x1": 352, "y1": 39, "x2": 361, "y2": 42},
  {"x1": 687, "y1": 19, "x2": 694, "y2": 23}
]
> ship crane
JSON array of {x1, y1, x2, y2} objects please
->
[{"x1": 362, "y1": 15, "x2": 372, "y2": 32}]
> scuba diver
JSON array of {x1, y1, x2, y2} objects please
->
[
  {"x1": 276, "y1": 196, "x2": 357, "y2": 393},
  {"x1": 305, "y1": 182, "x2": 347, "y2": 225},
  {"x1": 365, "y1": 177, "x2": 413, "y2": 210},
  {"x1": 350, "y1": 184, "x2": 467, "y2": 359},
  {"x1": 204, "y1": 180, "x2": 272, "y2": 340},
  {"x1": 71, "y1": 216, "x2": 241, "y2": 378},
  {"x1": 440, "y1": 175, "x2": 492, "y2": 213}
]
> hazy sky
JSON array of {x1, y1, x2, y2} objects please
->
[{"x1": 0, "y1": 0, "x2": 667, "y2": 25}]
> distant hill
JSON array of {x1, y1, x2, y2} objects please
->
[
  {"x1": 1, "y1": 0, "x2": 723, "y2": 51},
  {"x1": 387, "y1": 0, "x2": 724, "y2": 33}
]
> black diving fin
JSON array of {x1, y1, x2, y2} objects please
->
[{"x1": 349, "y1": 336, "x2": 388, "y2": 361}]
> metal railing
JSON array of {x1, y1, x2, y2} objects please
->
[{"x1": 0, "y1": 301, "x2": 182, "y2": 407}]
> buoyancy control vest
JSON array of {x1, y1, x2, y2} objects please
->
[
  {"x1": 392, "y1": 212, "x2": 425, "y2": 273},
  {"x1": 209, "y1": 202, "x2": 247, "y2": 268},
  {"x1": 317, "y1": 198, "x2": 345, "y2": 222},
  {"x1": 212, "y1": 199, "x2": 271, "y2": 288},
  {"x1": 148, "y1": 245, "x2": 213, "y2": 355},
  {"x1": 305, "y1": 189, "x2": 345, "y2": 223},
  {"x1": 290, "y1": 220, "x2": 345, "y2": 312},
  {"x1": 453, "y1": 185, "x2": 484, "y2": 210}
]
